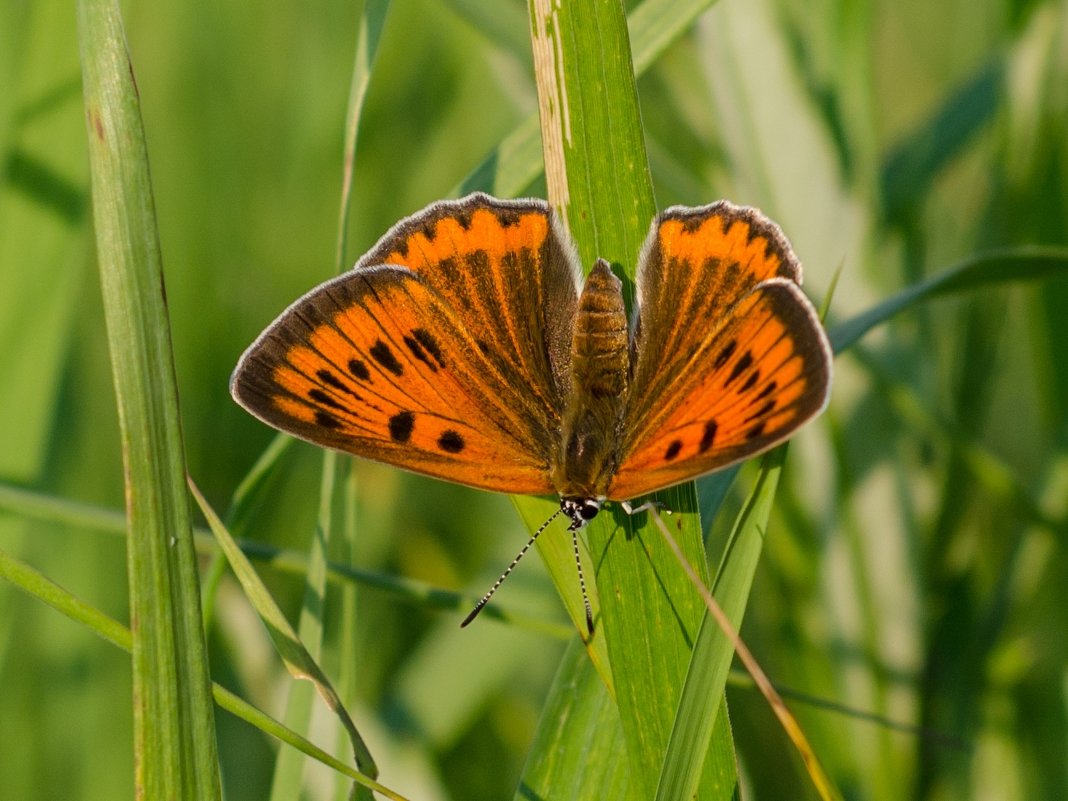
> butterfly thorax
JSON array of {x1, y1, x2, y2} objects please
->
[{"x1": 553, "y1": 259, "x2": 630, "y2": 501}]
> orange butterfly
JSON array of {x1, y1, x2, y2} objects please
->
[{"x1": 232, "y1": 193, "x2": 832, "y2": 623}]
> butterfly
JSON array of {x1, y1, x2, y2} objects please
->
[{"x1": 231, "y1": 192, "x2": 832, "y2": 625}]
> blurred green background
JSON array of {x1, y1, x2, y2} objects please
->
[{"x1": 2, "y1": 0, "x2": 1067, "y2": 799}]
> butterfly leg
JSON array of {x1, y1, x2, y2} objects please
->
[{"x1": 620, "y1": 499, "x2": 673, "y2": 518}]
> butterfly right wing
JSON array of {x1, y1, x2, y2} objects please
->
[
  {"x1": 231, "y1": 264, "x2": 560, "y2": 495},
  {"x1": 608, "y1": 202, "x2": 832, "y2": 500}
]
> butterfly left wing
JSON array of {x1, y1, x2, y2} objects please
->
[
  {"x1": 231, "y1": 264, "x2": 560, "y2": 495},
  {"x1": 608, "y1": 202, "x2": 832, "y2": 500}
]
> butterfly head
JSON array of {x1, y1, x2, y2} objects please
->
[{"x1": 561, "y1": 497, "x2": 603, "y2": 531}]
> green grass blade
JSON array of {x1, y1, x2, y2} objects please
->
[
  {"x1": 0, "y1": 480, "x2": 576, "y2": 637},
  {"x1": 529, "y1": 2, "x2": 655, "y2": 262},
  {"x1": 829, "y1": 247, "x2": 1068, "y2": 354},
  {"x1": 514, "y1": 638, "x2": 638, "y2": 801},
  {"x1": 456, "y1": 0, "x2": 718, "y2": 198},
  {"x1": 656, "y1": 449, "x2": 783, "y2": 801},
  {"x1": 511, "y1": 497, "x2": 615, "y2": 685},
  {"x1": 0, "y1": 545, "x2": 410, "y2": 801},
  {"x1": 189, "y1": 480, "x2": 378, "y2": 781},
  {"x1": 260, "y1": 4, "x2": 391, "y2": 792},
  {"x1": 77, "y1": 1, "x2": 220, "y2": 797},
  {"x1": 267, "y1": 451, "x2": 339, "y2": 801},
  {"x1": 524, "y1": 1, "x2": 733, "y2": 797},
  {"x1": 880, "y1": 59, "x2": 1003, "y2": 223},
  {"x1": 335, "y1": 0, "x2": 390, "y2": 269},
  {"x1": 0, "y1": 545, "x2": 132, "y2": 652}
]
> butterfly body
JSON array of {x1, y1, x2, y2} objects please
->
[
  {"x1": 232, "y1": 193, "x2": 832, "y2": 530},
  {"x1": 554, "y1": 259, "x2": 629, "y2": 505}
]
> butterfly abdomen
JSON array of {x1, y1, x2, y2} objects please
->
[{"x1": 553, "y1": 259, "x2": 629, "y2": 499}]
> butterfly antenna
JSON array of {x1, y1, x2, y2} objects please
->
[
  {"x1": 571, "y1": 526, "x2": 594, "y2": 634},
  {"x1": 461, "y1": 507, "x2": 563, "y2": 627}
]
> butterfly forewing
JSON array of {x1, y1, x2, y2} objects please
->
[
  {"x1": 232, "y1": 264, "x2": 558, "y2": 495},
  {"x1": 610, "y1": 203, "x2": 831, "y2": 500}
]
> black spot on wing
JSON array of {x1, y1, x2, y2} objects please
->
[
  {"x1": 679, "y1": 215, "x2": 705, "y2": 234},
  {"x1": 664, "y1": 440, "x2": 683, "y2": 461},
  {"x1": 413, "y1": 328, "x2": 445, "y2": 368},
  {"x1": 438, "y1": 430, "x2": 465, "y2": 453},
  {"x1": 404, "y1": 333, "x2": 437, "y2": 372},
  {"x1": 726, "y1": 350, "x2": 753, "y2": 386},
  {"x1": 495, "y1": 207, "x2": 523, "y2": 227},
  {"x1": 745, "y1": 399, "x2": 776, "y2": 423},
  {"x1": 699, "y1": 420, "x2": 718, "y2": 453},
  {"x1": 746, "y1": 421, "x2": 766, "y2": 440},
  {"x1": 317, "y1": 369, "x2": 361, "y2": 400},
  {"x1": 315, "y1": 411, "x2": 341, "y2": 429},
  {"x1": 308, "y1": 388, "x2": 347, "y2": 411},
  {"x1": 371, "y1": 340, "x2": 403, "y2": 376},
  {"x1": 389, "y1": 411, "x2": 414, "y2": 443},
  {"x1": 714, "y1": 340, "x2": 737, "y2": 370},
  {"x1": 348, "y1": 359, "x2": 371, "y2": 382},
  {"x1": 740, "y1": 370, "x2": 761, "y2": 392}
]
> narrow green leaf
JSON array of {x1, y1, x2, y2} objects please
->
[
  {"x1": 336, "y1": 0, "x2": 390, "y2": 270},
  {"x1": 0, "y1": 480, "x2": 574, "y2": 637},
  {"x1": 829, "y1": 247, "x2": 1068, "y2": 354},
  {"x1": 0, "y1": 545, "x2": 409, "y2": 801},
  {"x1": 268, "y1": 452, "x2": 339, "y2": 801},
  {"x1": 511, "y1": 497, "x2": 615, "y2": 687},
  {"x1": 529, "y1": 0, "x2": 655, "y2": 263},
  {"x1": 456, "y1": 0, "x2": 719, "y2": 198},
  {"x1": 188, "y1": 480, "x2": 378, "y2": 781},
  {"x1": 77, "y1": 0, "x2": 220, "y2": 797},
  {"x1": 334, "y1": 9, "x2": 391, "y2": 796},
  {"x1": 656, "y1": 449, "x2": 784, "y2": 801},
  {"x1": 880, "y1": 59, "x2": 1003, "y2": 223},
  {"x1": 524, "y1": 1, "x2": 733, "y2": 798},
  {"x1": 515, "y1": 638, "x2": 638, "y2": 801}
]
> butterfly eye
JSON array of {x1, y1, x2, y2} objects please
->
[
  {"x1": 579, "y1": 500, "x2": 601, "y2": 521},
  {"x1": 560, "y1": 497, "x2": 603, "y2": 531}
]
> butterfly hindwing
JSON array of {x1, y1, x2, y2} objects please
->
[
  {"x1": 359, "y1": 194, "x2": 581, "y2": 416},
  {"x1": 609, "y1": 203, "x2": 831, "y2": 500}
]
